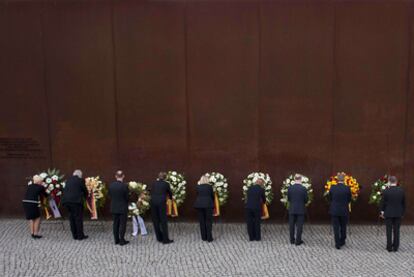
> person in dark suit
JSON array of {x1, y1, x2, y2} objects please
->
[
  {"x1": 328, "y1": 173, "x2": 352, "y2": 249},
  {"x1": 245, "y1": 178, "x2": 266, "y2": 241},
  {"x1": 108, "y1": 170, "x2": 129, "y2": 246},
  {"x1": 380, "y1": 176, "x2": 405, "y2": 252},
  {"x1": 287, "y1": 174, "x2": 308, "y2": 246},
  {"x1": 194, "y1": 175, "x2": 215, "y2": 242},
  {"x1": 22, "y1": 175, "x2": 47, "y2": 239},
  {"x1": 150, "y1": 172, "x2": 173, "y2": 244},
  {"x1": 62, "y1": 169, "x2": 88, "y2": 240}
]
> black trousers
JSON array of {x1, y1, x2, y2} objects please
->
[
  {"x1": 196, "y1": 208, "x2": 213, "y2": 241},
  {"x1": 331, "y1": 215, "x2": 348, "y2": 247},
  {"x1": 289, "y1": 214, "x2": 305, "y2": 243},
  {"x1": 64, "y1": 203, "x2": 84, "y2": 239},
  {"x1": 246, "y1": 208, "x2": 262, "y2": 241},
  {"x1": 151, "y1": 203, "x2": 169, "y2": 243},
  {"x1": 112, "y1": 213, "x2": 127, "y2": 243},
  {"x1": 385, "y1": 217, "x2": 401, "y2": 250}
]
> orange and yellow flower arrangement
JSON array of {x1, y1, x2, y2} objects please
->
[{"x1": 324, "y1": 172, "x2": 360, "y2": 202}]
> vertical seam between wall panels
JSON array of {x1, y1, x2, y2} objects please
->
[
  {"x1": 330, "y1": 1, "x2": 338, "y2": 175},
  {"x1": 110, "y1": 0, "x2": 120, "y2": 167},
  {"x1": 403, "y1": 2, "x2": 413, "y2": 183},
  {"x1": 184, "y1": 1, "x2": 191, "y2": 165},
  {"x1": 257, "y1": 1, "x2": 261, "y2": 171},
  {"x1": 40, "y1": 2, "x2": 54, "y2": 167}
]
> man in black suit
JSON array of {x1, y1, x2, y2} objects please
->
[
  {"x1": 108, "y1": 170, "x2": 129, "y2": 246},
  {"x1": 245, "y1": 178, "x2": 266, "y2": 241},
  {"x1": 194, "y1": 175, "x2": 215, "y2": 242},
  {"x1": 329, "y1": 173, "x2": 351, "y2": 249},
  {"x1": 150, "y1": 172, "x2": 173, "y2": 244},
  {"x1": 380, "y1": 176, "x2": 405, "y2": 252},
  {"x1": 62, "y1": 169, "x2": 88, "y2": 240},
  {"x1": 287, "y1": 174, "x2": 308, "y2": 246}
]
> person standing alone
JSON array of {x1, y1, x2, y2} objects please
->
[
  {"x1": 194, "y1": 175, "x2": 215, "y2": 242},
  {"x1": 380, "y1": 176, "x2": 405, "y2": 252},
  {"x1": 287, "y1": 174, "x2": 308, "y2": 246},
  {"x1": 150, "y1": 172, "x2": 174, "y2": 244},
  {"x1": 62, "y1": 169, "x2": 88, "y2": 240},
  {"x1": 108, "y1": 170, "x2": 129, "y2": 246}
]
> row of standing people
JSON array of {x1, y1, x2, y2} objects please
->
[{"x1": 22, "y1": 171, "x2": 405, "y2": 251}]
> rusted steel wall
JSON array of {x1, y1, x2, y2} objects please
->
[{"x1": 1, "y1": 0, "x2": 413, "y2": 222}]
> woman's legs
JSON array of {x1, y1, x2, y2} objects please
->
[
  {"x1": 33, "y1": 217, "x2": 41, "y2": 236},
  {"x1": 29, "y1": 220, "x2": 34, "y2": 235}
]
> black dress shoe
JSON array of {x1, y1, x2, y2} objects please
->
[
  {"x1": 295, "y1": 241, "x2": 304, "y2": 246},
  {"x1": 33, "y1": 235, "x2": 42, "y2": 239},
  {"x1": 290, "y1": 241, "x2": 295, "y2": 245},
  {"x1": 335, "y1": 246, "x2": 341, "y2": 250},
  {"x1": 163, "y1": 239, "x2": 174, "y2": 244},
  {"x1": 393, "y1": 248, "x2": 398, "y2": 252},
  {"x1": 77, "y1": 235, "x2": 88, "y2": 240},
  {"x1": 115, "y1": 241, "x2": 120, "y2": 245},
  {"x1": 119, "y1": 241, "x2": 130, "y2": 246},
  {"x1": 207, "y1": 239, "x2": 214, "y2": 242}
]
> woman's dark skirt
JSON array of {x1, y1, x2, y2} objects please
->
[{"x1": 23, "y1": 202, "x2": 40, "y2": 220}]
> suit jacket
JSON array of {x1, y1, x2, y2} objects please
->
[
  {"x1": 108, "y1": 181, "x2": 129, "y2": 214},
  {"x1": 150, "y1": 180, "x2": 173, "y2": 206},
  {"x1": 61, "y1": 176, "x2": 87, "y2": 205},
  {"x1": 288, "y1": 183, "x2": 308, "y2": 215},
  {"x1": 245, "y1": 185, "x2": 266, "y2": 211},
  {"x1": 381, "y1": 186, "x2": 405, "y2": 218},
  {"x1": 329, "y1": 183, "x2": 352, "y2": 216},
  {"x1": 194, "y1": 183, "x2": 214, "y2": 209}
]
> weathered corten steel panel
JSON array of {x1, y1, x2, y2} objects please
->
[
  {"x1": 333, "y1": 2, "x2": 410, "y2": 221},
  {"x1": 42, "y1": 1, "x2": 118, "y2": 203},
  {"x1": 259, "y1": 1, "x2": 335, "y2": 222},
  {"x1": 0, "y1": 3, "x2": 51, "y2": 215},
  {"x1": 0, "y1": 0, "x2": 412, "y2": 222},
  {"x1": 186, "y1": 1, "x2": 259, "y2": 220}
]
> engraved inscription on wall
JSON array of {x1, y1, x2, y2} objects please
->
[{"x1": 0, "y1": 138, "x2": 46, "y2": 159}]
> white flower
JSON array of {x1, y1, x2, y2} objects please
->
[
  {"x1": 281, "y1": 198, "x2": 287, "y2": 203},
  {"x1": 290, "y1": 181, "x2": 295, "y2": 185},
  {"x1": 303, "y1": 177, "x2": 309, "y2": 182},
  {"x1": 46, "y1": 178, "x2": 52, "y2": 184},
  {"x1": 381, "y1": 186, "x2": 386, "y2": 190},
  {"x1": 377, "y1": 191, "x2": 381, "y2": 195},
  {"x1": 142, "y1": 185, "x2": 147, "y2": 190},
  {"x1": 56, "y1": 184, "x2": 60, "y2": 189},
  {"x1": 373, "y1": 195, "x2": 377, "y2": 200},
  {"x1": 56, "y1": 191, "x2": 62, "y2": 196},
  {"x1": 172, "y1": 171, "x2": 177, "y2": 175},
  {"x1": 51, "y1": 175, "x2": 58, "y2": 181},
  {"x1": 223, "y1": 183, "x2": 228, "y2": 188},
  {"x1": 243, "y1": 186, "x2": 248, "y2": 191},
  {"x1": 62, "y1": 182, "x2": 66, "y2": 188}
]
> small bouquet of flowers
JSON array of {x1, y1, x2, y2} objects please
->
[
  {"x1": 85, "y1": 176, "x2": 107, "y2": 219},
  {"x1": 369, "y1": 175, "x2": 398, "y2": 206},
  {"x1": 243, "y1": 172, "x2": 273, "y2": 219},
  {"x1": 280, "y1": 174, "x2": 313, "y2": 209},
  {"x1": 204, "y1": 172, "x2": 229, "y2": 216},
  {"x1": 324, "y1": 172, "x2": 360, "y2": 203},
  {"x1": 128, "y1": 181, "x2": 151, "y2": 216},
  {"x1": 165, "y1": 171, "x2": 187, "y2": 217},
  {"x1": 28, "y1": 168, "x2": 65, "y2": 219}
]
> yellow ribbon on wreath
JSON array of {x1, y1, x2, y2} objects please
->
[
  {"x1": 213, "y1": 192, "x2": 220, "y2": 217},
  {"x1": 261, "y1": 203, "x2": 269, "y2": 220},
  {"x1": 166, "y1": 197, "x2": 178, "y2": 217}
]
